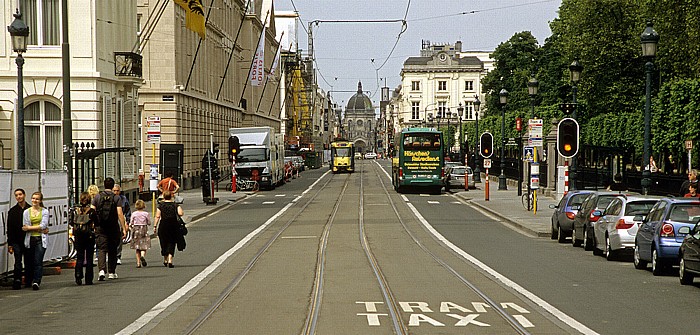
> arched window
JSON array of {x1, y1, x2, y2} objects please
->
[{"x1": 25, "y1": 101, "x2": 62, "y2": 170}]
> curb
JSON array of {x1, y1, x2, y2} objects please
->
[{"x1": 455, "y1": 193, "x2": 551, "y2": 238}]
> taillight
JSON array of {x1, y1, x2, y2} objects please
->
[
  {"x1": 660, "y1": 223, "x2": 675, "y2": 237},
  {"x1": 616, "y1": 219, "x2": 633, "y2": 229},
  {"x1": 399, "y1": 167, "x2": 403, "y2": 178},
  {"x1": 566, "y1": 212, "x2": 576, "y2": 220},
  {"x1": 589, "y1": 211, "x2": 601, "y2": 222}
]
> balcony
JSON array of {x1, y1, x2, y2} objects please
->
[{"x1": 114, "y1": 52, "x2": 142, "y2": 78}]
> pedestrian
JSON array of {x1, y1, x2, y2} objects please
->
[
  {"x1": 158, "y1": 171, "x2": 180, "y2": 195},
  {"x1": 684, "y1": 183, "x2": 700, "y2": 199},
  {"x1": 129, "y1": 199, "x2": 151, "y2": 268},
  {"x1": 112, "y1": 184, "x2": 131, "y2": 265},
  {"x1": 22, "y1": 191, "x2": 49, "y2": 290},
  {"x1": 87, "y1": 184, "x2": 99, "y2": 262},
  {"x1": 70, "y1": 192, "x2": 96, "y2": 285},
  {"x1": 607, "y1": 173, "x2": 627, "y2": 192},
  {"x1": 154, "y1": 190, "x2": 184, "y2": 268},
  {"x1": 680, "y1": 169, "x2": 698, "y2": 197},
  {"x1": 7, "y1": 188, "x2": 31, "y2": 290},
  {"x1": 91, "y1": 177, "x2": 128, "y2": 281}
]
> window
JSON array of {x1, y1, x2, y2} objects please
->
[
  {"x1": 464, "y1": 80, "x2": 474, "y2": 91},
  {"x1": 465, "y1": 101, "x2": 474, "y2": 119},
  {"x1": 411, "y1": 102, "x2": 420, "y2": 120},
  {"x1": 437, "y1": 101, "x2": 447, "y2": 118},
  {"x1": 411, "y1": 81, "x2": 421, "y2": 91},
  {"x1": 25, "y1": 101, "x2": 62, "y2": 170},
  {"x1": 20, "y1": 0, "x2": 61, "y2": 46},
  {"x1": 437, "y1": 81, "x2": 447, "y2": 91}
]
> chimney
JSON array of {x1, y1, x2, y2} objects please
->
[{"x1": 455, "y1": 40, "x2": 462, "y2": 52}]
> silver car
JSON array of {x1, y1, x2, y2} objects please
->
[
  {"x1": 444, "y1": 166, "x2": 474, "y2": 191},
  {"x1": 593, "y1": 195, "x2": 661, "y2": 260}
]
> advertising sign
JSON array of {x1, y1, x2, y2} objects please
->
[{"x1": 146, "y1": 116, "x2": 161, "y2": 144}]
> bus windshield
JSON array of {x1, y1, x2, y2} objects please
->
[
  {"x1": 333, "y1": 147, "x2": 351, "y2": 157},
  {"x1": 403, "y1": 133, "x2": 441, "y2": 150}
]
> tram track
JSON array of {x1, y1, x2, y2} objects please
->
[{"x1": 183, "y1": 172, "x2": 350, "y2": 335}]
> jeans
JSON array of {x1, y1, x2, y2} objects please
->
[
  {"x1": 25, "y1": 237, "x2": 46, "y2": 285},
  {"x1": 9, "y1": 242, "x2": 26, "y2": 287},
  {"x1": 74, "y1": 233, "x2": 95, "y2": 282},
  {"x1": 96, "y1": 229, "x2": 120, "y2": 274}
]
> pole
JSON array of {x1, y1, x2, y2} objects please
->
[
  {"x1": 238, "y1": 11, "x2": 270, "y2": 108},
  {"x1": 641, "y1": 60, "x2": 654, "y2": 195},
  {"x1": 485, "y1": 168, "x2": 490, "y2": 201},
  {"x1": 152, "y1": 143, "x2": 156, "y2": 217},
  {"x1": 216, "y1": 0, "x2": 251, "y2": 100},
  {"x1": 255, "y1": 32, "x2": 284, "y2": 114},
  {"x1": 498, "y1": 103, "x2": 507, "y2": 190},
  {"x1": 184, "y1": 0, "x2": 216, "y2": 90},
  {"x1": 570, "y1": 84, "x2": 578, "y2": 191},
  {"x1": 62, "y1": 0, "x2": 74, "y2": 206},
  {"x1": 474, "y1": 111, "x2": 481, "y2": 183},
  {"x1": 16, "y1": 54, "x2": 25, "y2": 169}
]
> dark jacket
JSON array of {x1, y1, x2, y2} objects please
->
[{"x1": 7, "y1": 202, "x2": 30, "y2": 245}]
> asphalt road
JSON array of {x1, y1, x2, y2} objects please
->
[{"x1": 4, "y1": 160, "x2": 700, "y2": 335}]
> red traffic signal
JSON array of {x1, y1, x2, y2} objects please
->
[
  {"x1": 557, "y1": 118, "x2": 579, "y2": 158},
  {"x1": 228, "y1": 135, "x2": 240, "y2": 162},
  {"x1": 516, "y1": 117, "x2": 522, "y2": 131},
  {"x1": 480, "y1": 132, "x2": 493, "y2": 158}
]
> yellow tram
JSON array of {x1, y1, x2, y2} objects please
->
[{"x1": 330, "y1": 140, "x2": 355, "y2": 173}]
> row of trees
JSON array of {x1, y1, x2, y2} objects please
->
[{"x1": 455, "y1": 0, "x2": 700, "y2": 174}]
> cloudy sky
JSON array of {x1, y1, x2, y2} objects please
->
[{"x1": 274, "y1": 0, "x2": 562, "y2": 108}]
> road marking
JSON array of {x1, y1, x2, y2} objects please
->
[
  {"x1": 419, "y1": 194, "x2": 430, "y2": 197},
  {"x1": 275, "y1": 194, "x2": 286, "y2": 197},
  {"x1": 262, "y1": 201, "x2": 275, "y2": 205},
  {"x1": 281, "y1": 236, "x2": 317, "y2": 239},
  {"x1": 401, "y1": 195, "x2": 409, "y2": 202},
  {"x1": 427, "y1": 201, "x2": 440, "y2": 204},
  {"x1": 115, "y1": 171, "x2": 332, "y2": 335},
  {"x1": 405, "y1": 202, "x2": 599, "y2": 335}
]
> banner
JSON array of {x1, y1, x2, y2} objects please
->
[
  {"x1": 250, "y1": 25, "x2": 266, "y2": 87},
  {"x1": 268, "y1": 33, "x2": 285, "y2": 78},
  {"x1": 173, "y1": 0, "x2": 206, "y2": 39},
  {"x1": 0, "y1": 170, "x2": 69, "y2": 274}
]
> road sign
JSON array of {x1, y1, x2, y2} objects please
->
[
  {"x1": 528, "y1": 119, "x2": 543, "y2": 147},
  {"x1": 686, "y1": 140, "x2": 693, "y2": 150},
  {"x1": 146, "y1": 116, "x2": 161, "y2": 144},
  {"x1": 523, "y1": 146, "x2": 534, "y2": 162},
  {"x1": 483, "y1": 159, "x2": 492, "y2": 169}
]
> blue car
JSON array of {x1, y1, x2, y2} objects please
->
[
  {"x1": 549, "y1": 190, "x2": 594, "y2": 243},
  {"x1": 634, "y1": 198, "x2": 700, "y2": 275}
]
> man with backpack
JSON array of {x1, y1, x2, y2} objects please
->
[{"x1": 91, "y1": 177, "x2": 127, "y2": 281}]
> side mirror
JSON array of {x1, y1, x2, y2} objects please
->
[
  {"x1": 549, "y1": 204, "x2": 557, "y2": 209},
  {"x1": 592, "y1": 210, "x2": 603, "y2": 217},
  {"x1": 679, "y1": 226, "x2": 691, "y2": 235},
  {"x1": 571, "y1": 205, "x2": 581, "y2": 210}
]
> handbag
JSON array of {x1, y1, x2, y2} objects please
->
[{"x1": 177, "y1": 216, "x2": 188, "y2": 236}]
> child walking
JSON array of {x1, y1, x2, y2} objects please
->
[{"x1": 130, "y1": 200, "x2": 151, "y2": 267}]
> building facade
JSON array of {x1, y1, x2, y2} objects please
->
[{"x1": 344, "y1": 82, "x2": 376, "y2": 154}]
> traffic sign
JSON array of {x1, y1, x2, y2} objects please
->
[
  {"x1": 686, "y1": 140, "x2": 693, "y2": 150},
  {"x1": 146, "y1": 116, "x2": 161, "y2": 144},
  {"x1": 483, "y1": 159, "x2": 492, "y2": 169},
  {"x1": 528, "y1": 119, "x2": 543, "y2": 147},
  {"x1": 523, "y1": 146, "x2": 534, "y2": 162}
]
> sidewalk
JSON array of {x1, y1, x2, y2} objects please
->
[
  {"x1": 452, "y1": 176, "x2": 558, "y2": 238},
  {"x1": 142, "y1": 183, "x2": 250, "y2": 223}
]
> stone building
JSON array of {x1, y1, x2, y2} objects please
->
[{"x1": 343, "y1": 82, "x2": 376, "y2": 154}]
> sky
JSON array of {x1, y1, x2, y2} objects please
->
[{"x1": 274, "y1": 0, "x2": 562, "y2": 109}]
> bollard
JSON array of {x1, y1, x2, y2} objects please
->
[{"x1": 485, "y1": 168, "x2": 490, "y2": 201}]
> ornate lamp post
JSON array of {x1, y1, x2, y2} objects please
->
[
  {"x1": 8, "y1": 9, "x2": 29, "y2": 169},
  {"x1": 524, "y1": 76, "x2": 539, "y2": 196},
  {"x1": 641, "y1": 21, "x2": 659, "y2": 195},
  {"x1": 473, "y1": 95, "x2": 481, "y2": 183},
  {"x1": 498, "y1": 89, "x2": 508, "y2": 190},
  {"x1": 457, "y1": 103, "x2": 464, "y2": 164},
  {"x1": 569, "y1": 60, "x2": 583, "y2": 190}
]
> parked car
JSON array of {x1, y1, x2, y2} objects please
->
[
  {"x1": 354, "y1": 152, "x2": 363, "y2": 160},
  {"x1": 364, "y1": 152, "x2": 377, "y2": 159},
  {"x1": 593, "y1": 195, "x2": 661, "y2": 260},
  {"x1": 573, "y1": 191, "x2": 631, "y2": 250},
  {"x1": 444, "y1": 166, "x2": 474, "y2": 191},
  {"x1": 549, "y1": 190, "x2": 594, "y2": 243},
  {"x1": 634, "y1": 198, "x2": 700, "y2": 275},
  {"x1": 679, "y1": 223, "x2": 700, "y2": 284}
]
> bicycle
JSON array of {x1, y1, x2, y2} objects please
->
[{"x1": 521, "y1": 190, "x2": 538, "y2": 212}]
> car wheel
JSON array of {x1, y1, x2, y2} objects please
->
[
  {"x1": 652, "y1": 248, "x2": 665, "y2": 276},
  {"x1": 551, "y1": 222, "x2": 558, "y2": 240},
  {"x1": 572, "y1": 226, "x2": 582, "y2": 247},
  {"x1": 680, "y1": 258, "x2": 694, "y2": 285},
  {"x1": 605, "y1": 235, "x2": 615, "y2": 261},
  {"x1": 634, "y1": 243, "x2": 647, "y2": 269},
  {"x1": 583, "y1": 228, "x2": 594, "y2": 251},
  {"x1": 557, "y1": 225, "x2": 567, "y2": 244}
]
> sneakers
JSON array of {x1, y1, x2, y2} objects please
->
[
  {"x1": 32, "y1": 283, "x2": 40, "y2": 290},
  {"x1": 116, "y1": 258, "x2": 122, "y2": 265},
  {"x1": 98, "y1": 270, "x2": 106, "y2": 281},
  {"x1": 140, "y1": 256, "x2": 147, "y2": 267},
  {"x1": 108, "y1": 273, "x2": 118, "y2": 280}
]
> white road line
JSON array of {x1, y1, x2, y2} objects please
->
[
  {"x1": 116, "y1": 172, "x2": 330, "y2": 335},
  {"x1": 427, "y1": 201, "x2": 440, "y2": 204},
  {"x1": 405, "y1": 202, "x2": 599, "y2": 335},
  {"x1": 401, "y1": 195, "x2": 409, "y2": 202},
  {"x1": 262, "y1": 201, "x2": 275, "y2": 205},
  {"x1": 275, "y1": 194, "x2": 286, "y2": 197}
]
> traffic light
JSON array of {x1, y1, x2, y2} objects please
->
[
  {"x1": 228, "y1": 135, "x2": 240, "y2": 162},
  {"x1": 479, "y1": 132, "x2": 493, "y2": 158},
  {"x1": 557, "y1": 118, "x2": 579, "y2": 158},
  {"x1": 559, "y1": 103, "x2": 578, "y2": 115}
]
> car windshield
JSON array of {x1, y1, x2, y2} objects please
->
[
  {"x1": 333, "y1": 148, "x2": 351, "y2": 157},
  {"x1": 669, "y1": 204, "x2": 700, "y2": 223},
  {"x1": 451, "y1": 167, "x2": 466, "y2": 174},
  {"x1": 238, "y1": 148, "x2": 267, "y2": 162},
  {"x1": 596, "y1": 195, "x2": 618, "y2": 209},
  {"x1": 625, "y1": 201, "x2": 657, "y2": 216}
]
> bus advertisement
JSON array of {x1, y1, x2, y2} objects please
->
[{"x1": 391, "y1": 128, "x2": 444, "y2": 194}]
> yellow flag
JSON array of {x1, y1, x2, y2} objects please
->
[{"x1": 173, "y1": 0, "x2": 206, "y2": 39}]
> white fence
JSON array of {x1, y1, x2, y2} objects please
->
[{"x1": 1, "y1": 170, "x2": 70, "y2": 275}]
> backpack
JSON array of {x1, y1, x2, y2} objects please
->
[
  {"x1": 96, "y1": 191, "x2": 117, "y2": 228},
  {"x1": 71, "y1": 206, "x2": 93, "y2": 235}
]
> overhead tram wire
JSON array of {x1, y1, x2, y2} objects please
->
[{"x1": 406, "y1": 0, "x2": 558, "y2": 23}]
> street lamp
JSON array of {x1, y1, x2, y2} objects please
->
[
  {"x1": 523, "y1": 76, "x2": 539, "y2": 196},
  {"x1": 498, "y1": 89, "x2": 508, "y2": 190},
  {"x1": 569, "y1": 60, "x2": 583, "y2": 190},
  {"x1": 641, "y1": 21, "x2": 659, "y2": 195},
  {"x1": 457, "y1": 103, "x2": 464, "y2": 164},
  {"x1": 8, "y1": 9, "x2": 29, "y2": 169},
  {"x1": 473, "y1": 95, "x2": 481, "y2": 182}
]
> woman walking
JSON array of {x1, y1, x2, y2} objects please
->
[
  {"x1": 130, "y1": 200, "x2": 151, "y2": 267},
  {"x1": 71, "y1": 192, "x2": 96, "y2": 285},
  {"x1": 154, "y1": 190, "x2": 183, "y2": 268},
  {"x1": 22, "y1": 192, "x2": 49, "y2": 290}
]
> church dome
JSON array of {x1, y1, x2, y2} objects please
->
[{"x1": 346, "y1": 82, "x2": 373, "y2": 111}]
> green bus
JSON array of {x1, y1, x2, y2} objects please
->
[{"x1": 391, "y1": 128, "x2": 444, "y2": 194}]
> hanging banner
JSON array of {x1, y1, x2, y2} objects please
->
[{"x1": 250, "y1": 25, "x2": 266, "y2": 87}]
